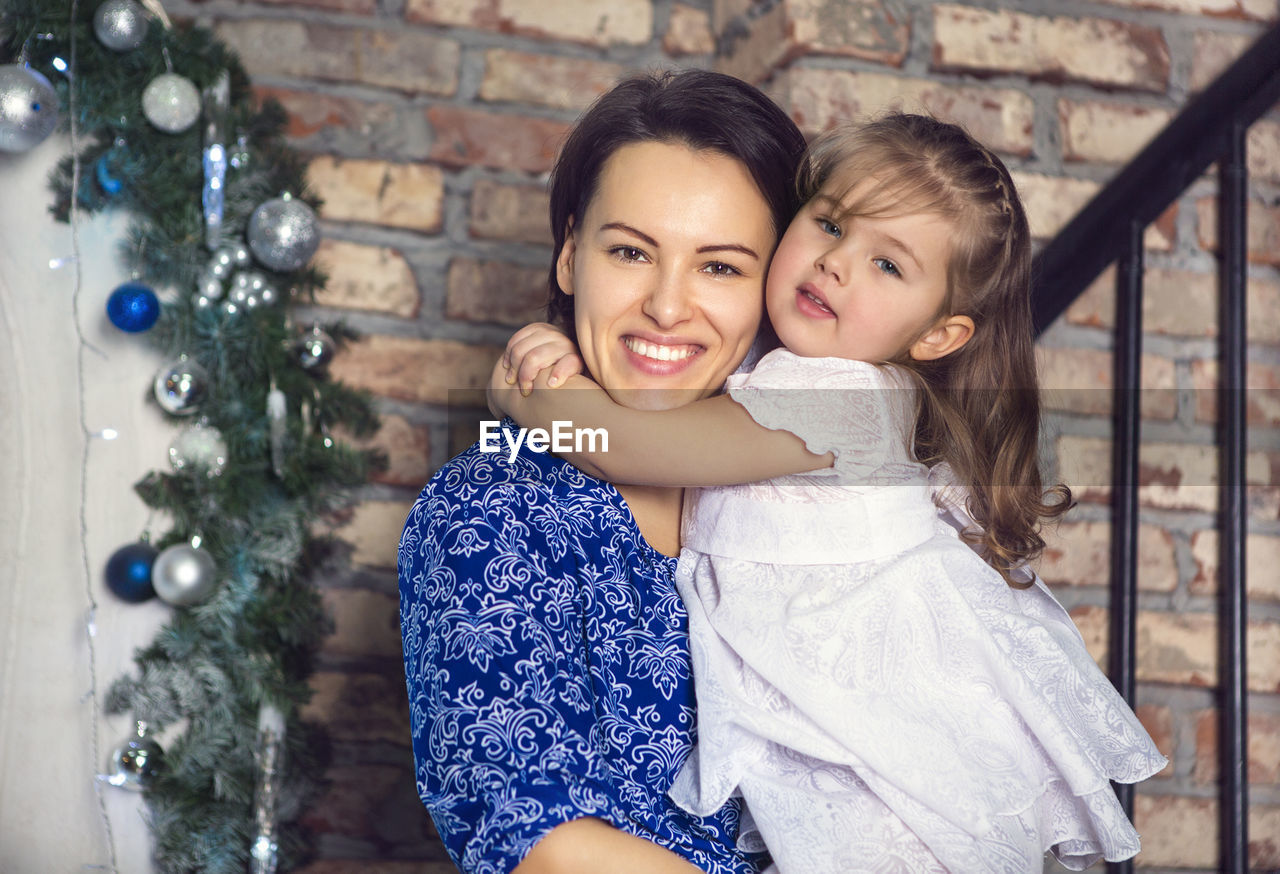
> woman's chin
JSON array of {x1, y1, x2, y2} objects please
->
[{"x1": 603, "y1": 385, "x2": 711, "y2": 411}]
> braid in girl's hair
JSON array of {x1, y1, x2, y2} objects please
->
[{"x1": 800, "y1": 115, "x2": 1071, "y2": 586}]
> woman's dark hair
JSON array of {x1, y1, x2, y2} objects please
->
[{"x1": 545, "y1": 68, "x2": 807, "y2": 330}]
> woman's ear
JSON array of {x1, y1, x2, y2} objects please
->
[
  {"x1": 555, "y1": 219, "x2": 577, "y2": 297},
  {"x1": 909, "y1": 314, "x2": 974, "y2": 362}
]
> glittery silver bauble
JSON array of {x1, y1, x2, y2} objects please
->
[
  {"x1": 152, "y1": 542, "x2": 217, "y2": 606},
  {"x1": 248, "y1": 196, "x2": 320, "y2": 272},
  {"x1": 294, "y1": 326, "x2": 336, "y2": 372},
  {"x1": 141, "y1": 72, "x2": 200, "y2": 134},
  {"x1": 169, "y1": 420, "x2": 228, "y2": 476},
  {"x1": 93, "y1": 0, "x2": 148, "y2": 52},
  {"x1": 106, "y1": 721, "x2": 163, "y2": 790},
  {"x1": 0, "y1": 64, "x2": 60, "y2": 153},
  {"x1": 153, "y1": 356, "x2": 208, "y2": 416}
]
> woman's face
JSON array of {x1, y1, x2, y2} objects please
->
[{"x1": 556, "y1": 141, "x2": 775, "y2": 410}]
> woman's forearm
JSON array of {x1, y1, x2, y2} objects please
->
[{"x1": 514, "y1": 817, "x2": 705, "y2": 874}]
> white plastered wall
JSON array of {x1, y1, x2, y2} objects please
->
[{"x1": 0, "y1": 134, "x2": 176, "y2": 872}]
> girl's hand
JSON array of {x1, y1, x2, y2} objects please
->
[{"x1": 502, "y1": 322, "x2": 583, "y2": 396}]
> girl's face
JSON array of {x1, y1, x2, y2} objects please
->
[
  {"x1": 765, "y1": 179, "x2": 964, "y2": 364},
  {"x1": 558, "y1": 141, "x2": 775, "y2": 410}
]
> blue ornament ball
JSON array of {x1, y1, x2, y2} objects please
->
[
  {"x1": 104, "y1": 542, "x2": 159, "y2": 603},
  {"x1": 106, "y1": 282, "x2": 160, "y2": 332}
]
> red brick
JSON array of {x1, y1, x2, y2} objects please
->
[
  {"x1": 1054, "y1": 436, "x2": 1277, "y2": 515},
  {"x1": 313, "y1": 240, "x2": 420, "y2": 318},
  {"x1": 445, "y1": 258, "x2": 548, "y2": 327},
  {"x1": 470, "y1": 178, "x2": 553, "y2": 245},
  {"x1": 320, "y1": 587, "x2": 402, "y2": 657},
  {"x1": 330, "y1": 335, "x2": 503, "y2": 406},
  {"x1": 1193, "y1": 710, "x2": 1280, "y2": 785},
  {"x1": 247, "y1": 0, "x2": 375, "y2": 12},
  {"x1": 333, "y1": 500, "x2": 415, "y2": 570},
  {"x1": 931, "y1": 5, "x2": 1170, "y2": 93},
  {"x1": 427, "y1": 106, "x2": 570, "y2": 173},
  {"x1": 1037, "y1": 520, "x2": 1177, "y2": 592},
  {"x1": 308, "y1": 156, "x2": 444, "y2": 232},
  {"x1": 1058, "y1": 99, "x2": 1173, "y2": 165},
  {"x1": 1036, "y1": 345, "x2": 1177, "y2": 420},
  {"x1": 1135, "y1": 704, "x2": 1175, "y2": 778},
  {"x1": 1096, "y1": 0, "x2": 1275, "y2": 21},
  {"x1": 294, "y1": 863, "x2": 454, "y2": 874},
  {"x1": 1191, "y1": 359, "x2": 1280, "y2": 427},
  {"x1": 303, "y1": 671, "x2": 411, "y2": 745},
  {"x1": 1188, "y1": 530, "x2": 1280, "y2": 602},
  {"x1": 1133, "y1": 795, "x2": 1217, "y2": 869},
  {"x1": 1253, "y1": 806, "x2": 1280, "y2": 868},
  {"x1": 404, "y1": 0, "x2": 653, "y2": 47},
  {"x1": 1013, "y1": 178, "x2": 1173, "y2": 250},
  {"x1": 1249, "y1": 119, "x2": 1280, "y2": 183},
  {"x1": 479, "y1": 50, "x2": 623, "y2": 111},
  {"x1": 769, "y1": 69, "x2": 1033, "y2": 156},
  {"x1": 336, "y1": 414, "x2": 431, "y2": 488},
  {"x1": 1197, "y1": 194, "x2": 1280, "y2": 268},
  {"x1": 664, "y1": 3, "x2": 715, "y2": 55},
  {"x1": 300, "y1": 763, "x2": 433, "y2": 845},
  {"x1": 1190, "y1": 30, "x2": 1253, "y2": 91},
  {"x1": 717, "y1": 0, "x2": 909, "y2": 83},
  {"x1": 215, "y1": 19, "x2": 459, "y2": 95},
  {"x1": 254, "y1": 86, "x2": 428, "y2": 159},
  {"x1": 1064, "y1": 267, "x2": 1280, "y2": 344}
]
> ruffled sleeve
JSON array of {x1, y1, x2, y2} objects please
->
[{"x1": 726, "y1": 349, "x2": 916, "y2": 481}]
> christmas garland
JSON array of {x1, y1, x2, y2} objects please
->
[{"x1": 1, "y1": 2, "x2": 381, "y2": 871}]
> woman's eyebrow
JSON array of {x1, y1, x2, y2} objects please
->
[
  {"x1": 599, "y1": 222, "x2": 658, "y2": 248},
  {"x1": 697, "y1": 243, "x2": 759, "y2": 260},
  {"x1": 599, "y1": 222, "x2": 758, "y2": 261}
]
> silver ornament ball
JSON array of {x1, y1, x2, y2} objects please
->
[
  {"x1": 153, "y1": 356, "x2": 208, "y2": 416},
  {"x1": 141, "y1": 72, "x2": 200, "y2": 134},
  {"x1": 152, "y1": 542, "x2": 218, "y2": 606},
  {"x1": 106, "y1": 721, "x2": 164, "y2": 790},
  {"x1": 169, "y1": 420, "x2": 228, "y2": 476},
  {"x1": 0, "y1": 64, "x2": 60, "y2": 153},
  {"x1": 248, "y1": 197, "x2": 320, "y2": 272},
  {"x1": 295, "y1": 326, "x2": 336, "y2": 372},
  {"x1": 94, "y1": 0, "x2": 149, "y2": 52}
]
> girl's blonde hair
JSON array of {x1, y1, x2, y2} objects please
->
[{"x1": 800, "y1": 113, "x2": 1070, "y2": 586}]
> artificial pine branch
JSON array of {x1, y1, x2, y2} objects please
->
[{"x1": 1, "y1": 2, "x2": 381, "y2": 870}]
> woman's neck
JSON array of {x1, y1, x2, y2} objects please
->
[{"x1": 614, "y1": 484, "x2": 684, "y2": 557}]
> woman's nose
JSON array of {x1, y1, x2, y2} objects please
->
[{"x1": 641, "y1": 268, "x2": 694, "y2": 328}]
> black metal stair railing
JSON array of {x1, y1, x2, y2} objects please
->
[{"x1": 1030, "y1": 22, "x2": 1280, "y2": 874}]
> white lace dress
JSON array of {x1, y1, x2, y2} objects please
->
[{"x1": 669, "y1": 350, "x2": 1166, "y2": 874}]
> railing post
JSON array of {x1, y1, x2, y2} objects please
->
[
  {"x1": 1219, "y1": 119, "x2": 1249, "y2": 874},
  {"x1": 1106, "y1": 219, "x2": 1144, "y2": 874}
]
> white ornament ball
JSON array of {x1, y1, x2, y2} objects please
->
[
  {"x1": 152, "y1": 543, "x2": 217, "y2": 606},
  {"x1": 141, "y1": 72, "x2": 200, "y2": 134},
  {"x1": 247, "y1": 197, "x2": 320, "y2": 272},
  {"x1": 168, "y1": 420, "x2": 228, "y2": 476},
  {"x1": 0, "y1": 64, "x2": 60, "y2": 153},
  {"x1": 94, "y1": 0, "x2": 149, "y2": 52}
]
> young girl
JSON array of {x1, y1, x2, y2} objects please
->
[{"x1": 489, "y1": 114, "x2": 1166, "y2": 873}]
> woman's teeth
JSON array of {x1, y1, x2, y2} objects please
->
[{"x1": 625, "y1": 338, "x2": 697, "y2": 362}]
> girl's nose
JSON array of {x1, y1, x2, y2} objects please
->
[
  {"x1": 815, "y1": 244, "x2": 846, "y2": 286},
  {"x1": 641, "y1": 268, "x2": 694, "y2": 328}
]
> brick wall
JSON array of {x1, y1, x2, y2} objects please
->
[{"x1": 171, "y1": 0, "x2": 1280, "y2": 869}]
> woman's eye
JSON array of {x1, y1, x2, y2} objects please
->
[
  {"x1": 816, "y1": 217, "x2": 841, "y2": 238},
  {"x1": 873, "y1": 257, "x2": 901, "y2": 278},
  {"x1": 703, "y1": 262, "x2": 742, "y2": 277},
  {"x1": 610, "y1": 246, "x2": 649, "y2": 263}
]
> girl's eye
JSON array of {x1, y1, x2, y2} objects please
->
[
  {"x1": 816, "y1": 217, "x2": 841, "y2": 238},
  {"x1": 703, "y1": 261, "x2": 742, "y2": 277},
  {"x1": 610, "y1": 246, "x2": 649, "y2": 263},
  {"x1": 873, "y1": 257, "x2": 901, "y2": 278}
]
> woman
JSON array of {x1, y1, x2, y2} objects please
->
[{"x1": 399, "y1": 70, "x2": 805, "y2": 874}]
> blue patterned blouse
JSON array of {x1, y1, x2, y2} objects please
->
[{"x1": 399, "y1": 427, "x2": 762, "y2": 874}]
